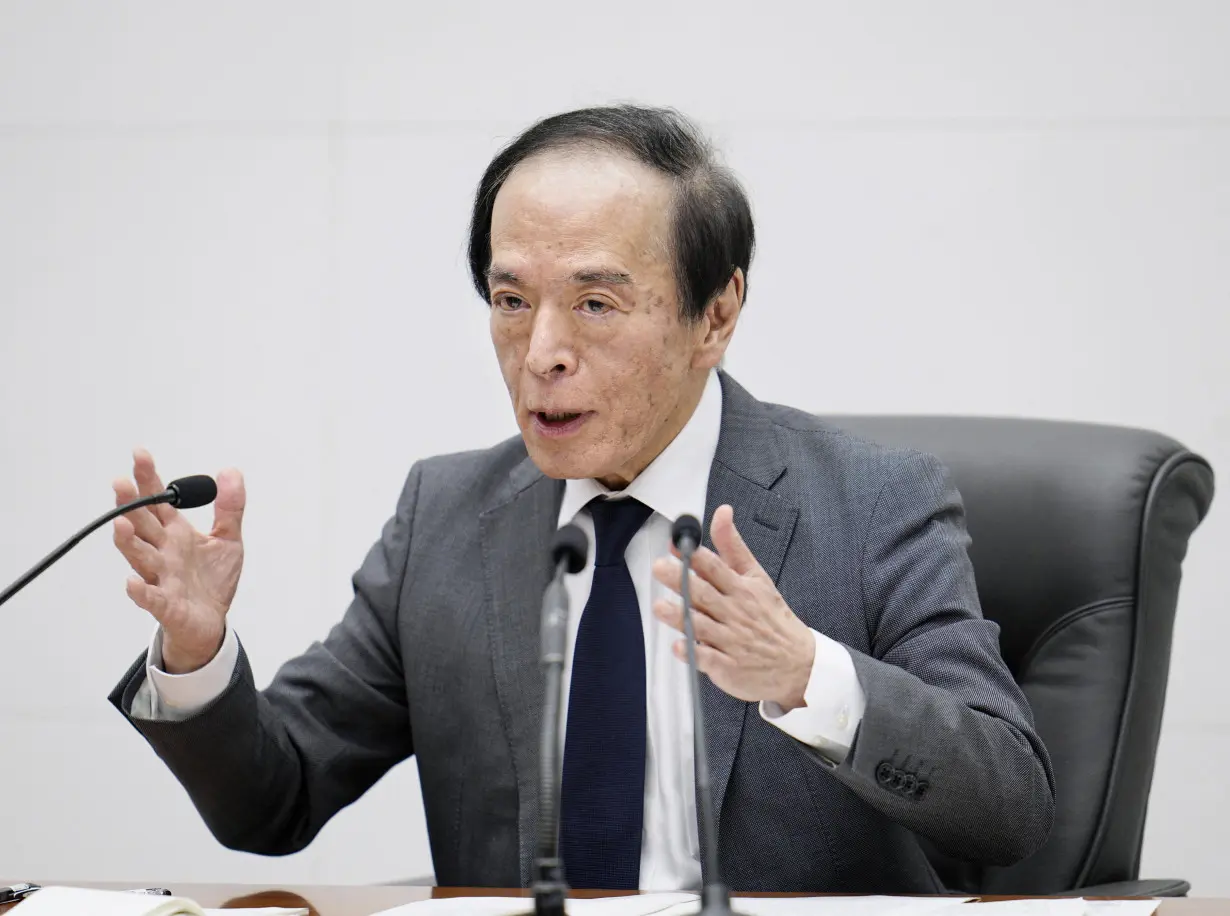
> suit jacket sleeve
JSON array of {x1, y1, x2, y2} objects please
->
[
  {"x1": 818, "y1": 452, "x2": 1055, "y2": 866},
  {"x1": 107, "y1": 464, "x2": 421, "y2": 855}
]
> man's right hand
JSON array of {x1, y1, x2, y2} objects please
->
[{"x1": 112, "y1": 448, "x2": 246, "y2": 674}]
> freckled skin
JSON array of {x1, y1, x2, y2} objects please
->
[{"x1": 487, "y1": 147, "x2": 742, "y2": 489}]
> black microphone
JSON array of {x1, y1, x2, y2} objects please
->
[
  {"x1": 164, "y1": 475, "x2": 218, "y2": 510},
  {"x1": 0, "y1": 475, "x2": 218, "y2": 608},
  {"x1": 672, "y1": 514, "x2": 745, "y2": 916},
  {"x1": 532, "y1": 523, "x2": 588, "y2": 916}
]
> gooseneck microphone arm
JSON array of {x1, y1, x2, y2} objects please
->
[
  {"x1": 533, "y1": 523, "x2": 588, "y2": 916},
  {"x1": 673, "y1": 514, "x2": 741, "y2": 916},
  {"x1": 0, "y1": 475, "x2": 217, "y2": 609}
]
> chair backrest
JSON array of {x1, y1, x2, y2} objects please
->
[{"x1": 818, "y1": 416, "x2": 1214, "y2": 894}]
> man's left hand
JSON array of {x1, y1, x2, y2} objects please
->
[{"x1": 652, "y1": 504, "x2": 815, "y2": 711}]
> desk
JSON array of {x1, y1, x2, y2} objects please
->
[{"x1": 1, "y1": 885, "x2": 1226, "y2": 916}]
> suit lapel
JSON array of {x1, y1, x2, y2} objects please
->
[
  {"x1": 700, "y1": 374, "x2": 799, "y2": 868},
  {"x1": 478, "y1": 458, "x2": 564, "y2": 886}
]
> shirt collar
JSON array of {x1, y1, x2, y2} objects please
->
[{"x1": 558, "y1": 369, "x2": 723, "y2": 525}]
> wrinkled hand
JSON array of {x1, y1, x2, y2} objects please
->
[
  {"x1": 652, "y1": 504, "x2": 814, "y2": 710},
  {"x1": 111, "y1": 448, "x2": 246, "y2": 674}
]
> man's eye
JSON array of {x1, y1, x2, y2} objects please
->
[
  {"x1": 495, "y1": 295, "x2": 527, "y2": 311},
  {"x1": 580, "y1": 299, "x2": 611, "y2": 315}
]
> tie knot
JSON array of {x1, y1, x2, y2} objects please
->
[{"x1": 588, "y1": 497, "x2": 654, "y2": 567}]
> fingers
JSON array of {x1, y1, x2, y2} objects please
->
[
  {"x1": 113, "y1": 477, "x2": 166, "y2": 547},
  {"x1": 113, "y1": 516, "x2": 164, "y2": 583},
  {"x1": 653, "y1": 596, "x2": 729, "y2": 646},
  {"x1": 210, "y1": 467, "x2": 246, "y2": 542},
  {"x1": 113, "y1": 476, "x2": 138, "y2": 505},
  {"x1": 133, "y1": 447, "x2": 175, "y2": 524},
  {"x1": 671, "y1": 638, "x2": 730, "y2": 674},
  {"x1": 710, "y1": 504, "x2": 764, "y2": 577},
  {"x1": 655, "y1": 597, "x2": 734, "y2": 669},
  {"x1": 125, "y1": 576, "x2": 169, "y2": 623},
  {"x1": 652, "y1": 555, "x2": 730, "y2": 619},
  {"x1": 687, "y1": 546, "x2": 742, "y2": 596}
]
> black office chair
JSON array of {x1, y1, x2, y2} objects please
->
[{"x1": 820, "y1": 416, "x2": 1215, "y2": 897}]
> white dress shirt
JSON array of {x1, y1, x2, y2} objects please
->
[{"x1": 137, "y1": 368, "x2": 867, "y2": 891}]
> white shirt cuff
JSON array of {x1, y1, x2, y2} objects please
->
[
  {"x1": 146, "y1": 623, "x2": 239, "y2": 720},
  {"x1": 760, "y1": 629, "x2": 866, "y2": 764}
]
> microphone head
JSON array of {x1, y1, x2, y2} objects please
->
[
  {"x1": 671, "y1": 514, "x2": 703, "y2": 550},
  {"x1": 167, "y1": 475, "x2": 218, "y2": 509},
  {"x1": 550, "y1": 523, "x2": 589, "y2": 575}
]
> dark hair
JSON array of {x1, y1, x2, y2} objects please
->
[{"x1": 467, "y1": 105, "x2": 754, "y2": 323}]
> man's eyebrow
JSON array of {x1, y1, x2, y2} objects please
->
[
  {"x1": 571, "y1": 269, "x2": 633, "y2": 285},
  {"x1": 485, "y1": 267, "x2": 635, "y2": 287},
  {"x1": 486, "y1": 267, "x2": 522, "y2": 286}
]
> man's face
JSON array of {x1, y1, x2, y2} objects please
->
[{"x1": 487, "y1": 148, "x2": 713, "y2": 486}]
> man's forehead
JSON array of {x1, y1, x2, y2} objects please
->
[
  {"x1": 488, "y1": 151, "x2": 674, "y2": 284},
  {"x1": 493, "y1": 151, "x2": 673, "y2": 227}
]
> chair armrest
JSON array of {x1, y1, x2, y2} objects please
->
[{"x1": 1058, "y1": 879, "x2": 1190, "y2": 897}]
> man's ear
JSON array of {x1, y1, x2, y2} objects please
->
[{"x1": 693, "y1": 268, "x2": 744, "y2": 370}]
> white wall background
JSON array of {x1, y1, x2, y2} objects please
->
[{"x1": 0, "y1": 0, "x2": 1226, "y2": 894}]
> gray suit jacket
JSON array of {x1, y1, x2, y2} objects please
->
[{"x1": 111, "y1": 373, "x2": 1054, "y2": 893}]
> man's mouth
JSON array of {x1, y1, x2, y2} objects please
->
[
  {"x1": 538, "y1": 410, "x2": 582, "y2": 424},
  {"x1": 531, "y1": 410, "x2": 592, "y2": 437}
]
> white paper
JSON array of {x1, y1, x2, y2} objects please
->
[
  {"x1": 370, "y1": 892, "x2": 699, "y2": 916},
  {"x1": 913, "y1": 899, "x2": 1160, "y2": 916},
  {"x1": 1084, "y1": 902, "x2": 1161, "y2": 916},
  {"x1": 722, "y1": 897, "x2": 976, "y2": 916},
  {"x1": 10, "y1": 885, "x2": 308, "y2": 916},
  {"x1": 923, "y1": 901, "x2": 1084, "y2": 916},
  {"x1": 11, "y1": 887, "x2": 204, "y2": 916},
  {"x1": 371, "y1": 894, "x2": 976, "y2": 916},
  {"x1": 367, "y1": 895, "x2": 1171, "y2": 916}
]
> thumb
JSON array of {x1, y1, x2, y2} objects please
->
[
  {"x1": 710, "y1": 504, "x2": 763, "y2": 578},
  {"x1": 210, "y1": 467, "x2": 246, "y2": 541}
]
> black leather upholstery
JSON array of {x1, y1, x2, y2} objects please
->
[{"x1": 820, "y1": 416, "x2": 1215, "y2": 895}]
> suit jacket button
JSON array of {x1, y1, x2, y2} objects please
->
[{"x1": 876, "y1": 762, "x2": 895, "y2": 786}]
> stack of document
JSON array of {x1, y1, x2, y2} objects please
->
[
  {"x1": 10, "y1": 885, "x2": 308, "y2": 916},
  {"x1": 366, "y1": 895, "x2": 1162, "y2": 916}
]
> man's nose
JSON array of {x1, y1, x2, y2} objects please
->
[{"x1": 526, "y1": 307, "x2": 578, "y2": 378}]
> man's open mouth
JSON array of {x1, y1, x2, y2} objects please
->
[
  {"x1": 536, "y1": 411, "x2": 583, "y2": 426},
  {"x1": 531, "y1": 410, "x2": 592, "y2": 436}
]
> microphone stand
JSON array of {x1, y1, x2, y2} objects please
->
[
  {"x1": 0, "y1": 476, "x2": 215, "y2": 609},
  {"x1": 531, "y1": 524, "x2": 586, "y2": 916},
  {"x1": 676, "y1": 520, "x2": 745, "y2": 916},
  {"x1": 1, "y1": 489, "x2": 174, "y2": 608}
]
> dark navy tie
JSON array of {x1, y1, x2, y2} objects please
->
[{"x1": 559, "y1": 496, "x2": 655, "y2": 890}]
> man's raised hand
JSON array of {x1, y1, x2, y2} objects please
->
[{"x1": 112, "y1": 448, "x2": 246, "y2": 674}]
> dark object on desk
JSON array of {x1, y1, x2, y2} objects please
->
[
  {"x1": 820, "y1": 415, "x2": 1214, "y2": 897},
  {"x1": 0, "y1": 884, "x2": 39, "y2": 905}
]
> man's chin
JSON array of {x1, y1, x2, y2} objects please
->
[{"x1": 522, "y1": 440, "x2": 613, "y2": 482}]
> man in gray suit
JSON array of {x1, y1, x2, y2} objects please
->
[{"x1": 109, "y1": 106, "x2": 1054, "y2": 893}]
